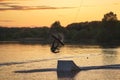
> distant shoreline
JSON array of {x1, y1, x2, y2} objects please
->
[
  {"x1": 0, "y1": 41, "x2": 19, "y2": 43},
  {"x1": 0, "y1": 40, "x2": 119, "y2": 48},
  {"x1": 0, "y1": 40, "x2": 48, "y2": 44}
]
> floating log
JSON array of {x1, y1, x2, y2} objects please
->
[{"x1": 57, "y1": 60, "x2": 80, "y2": 72}]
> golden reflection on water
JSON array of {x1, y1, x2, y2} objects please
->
[
  {"x1": 0, "y1": 44, "x2": 120, "y2": 80},
  {"x1": 0, "y1": 44, "x2": 52, "y2": 62}
]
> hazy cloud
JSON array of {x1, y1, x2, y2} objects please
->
[
  {"x1": 0, "y1": 0, "x2": 28, "y2": 1},
  {"x1": 0, "y1": 2, "x2": 75, "y2": 11},
  {"x1": 113, "y1": 2, "x2": 120, "y2": 6},
  {"x1": 0, "y1": 20, "x2": 13, "y2": 22},
  {"x1": 0, "y1": 0, "x2": 6, "y2": 1}
]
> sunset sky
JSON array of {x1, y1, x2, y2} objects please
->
[{"x1": 0, "y1": 0, "x2": 120, "y2": 27}]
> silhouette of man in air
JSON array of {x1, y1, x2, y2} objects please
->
[{"x1": 50, "y1": 21, "x2": 64, "y2": 53}]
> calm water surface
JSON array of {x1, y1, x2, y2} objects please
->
[{"x1": 0, "y1": 44, "x2": 120, "y2": 80}]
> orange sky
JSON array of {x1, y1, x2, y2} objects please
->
[{"x1": 0, "y1": 0, "x2": 120, "y2": 27}]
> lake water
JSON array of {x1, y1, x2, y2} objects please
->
[{"x1": 0, "y1": 43, "x2": 120, "y2": 80}]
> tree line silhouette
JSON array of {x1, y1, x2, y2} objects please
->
[{"x1": 0, "y1": 12, "x2": 120, "y2": 46}]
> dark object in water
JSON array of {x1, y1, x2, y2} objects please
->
[
  {"x1": 57, "y1": 60, "x2": 80, "y2": 79},
  {"x1": 57, "y1": 60, "x2": 80, "y2": 72}
]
